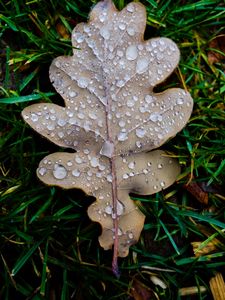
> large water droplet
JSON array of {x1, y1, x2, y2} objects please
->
[
  {"x1": 127, "y1": 3, "x2": 135, "y2": 12},
  {"x1": 176, "y1": 98, "x2": 184, "y2": 105},
  {"x1": 136, "y1": 58, "x2": 149, "y2": 74},
  {"x1": 119, "y1": 120, "x2": 126, "y2": 127},
  {"x1": 128, "y1": 232, "x2": 134, "y2": 239},
  {"x1": 105, "y1": 205, "x2": 112, "y2": 214},
  {"x1": 75, "y1": 156, "x2": 83, "y2": 164},
  {"x1": 88, "y1": 112, "x2": 97, "y2": 120},
  {"x1": 53, "y1": 164, "x2": 67, "y2": 180},
  {"x1": 116, "y1": 201, "x2": 124, "y2": 216},
  {"x1": 127, "y1": 99, "x2": 135, "y2": 107},
  {"x1": 123, "y1": 173, "x2": 129, "y2": 179},
  {"x1": 72, "y1": 169, "x2": 80, "y2": 177},
  {"x1": 100, "y1": 141, "x2": 114, "y2": 158},
  {"x1": 100, "y1": 26, "x2": 110, "y2": 40},
  {"x1": 57, "y1": 119, "x2": 67, "y2": 127},
  {"x1": 117, "y1": 132, "x2": 128, "y2": 141},
  {"x1": 128, "y1": 161, "x2": 135, "y2": 169},
  {"x1": 145, "y1": 95, "x2": 154, "y2": 104},
  {"x1": 77, "y1": 77, "x2": 89, "y2": 89},
  {"x1": 68, "y1": 91, "x2": 77, "y2": 98},
  {"x1": 118, "y1": 23, "x2": 126, "y2": 30},
  {"x1": 136, "y1": 128, "x2": 146, "y2": 138},
  {"x1": 38, "y1": 167, "x2": 47, "y2": 176},
  {"x1": 90, "y1": 157, "x2": 99, "y2": 168},
  {"x1": 106, "y1": 174, "x2": 113, "y2": 182},
  {"x1": 73, "y1": 32, "x2": 84, "y2": 43},
  {"x1": 31, "y1": 113, "x2": 38, "y2": 122},
  {"x1": 126, "y1": 45, "x2": 138, "y2": 61},
  {"x1": 127, "y1": 26, "x2": 135, "y2": 36},
  {"x1": 149, "y1": 112, "x2": 162, "y2": 122}
]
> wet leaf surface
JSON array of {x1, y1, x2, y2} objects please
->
[{"x1": 22, "y1": 0, "x2": 193, "y2": 275}]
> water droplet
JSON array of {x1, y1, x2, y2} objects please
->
[
  {"x1": 157, "y1": 163, "x2": 163, "y2": 169},
  {"x1": 136, "y1": 58, "x2": 149, "y2": 74},
  {"x1": 53, "y1": 164, "x2": 67, "y2": 180},
  {"x1": 68, "y1": 91, "x2": 77, "y2": 98},
  {"x1": 118, "y1": 23, "x2": 126, "y2": 30},
  {"x1": 143, "y1": 169, "x2": 148, "y2": 174},
  {"x1": 145, "y1": 95, "x2": 154, "y2": 104},
  {"x1": 117, "y1": 132, "x2": 128, "y2": 141},
  {"x1": 105, "y1": 205, "x2": 112, "y2": 214},
  {"x1": 127, "y1": 3, "x2": 135, "y2": 12},
  {"x1": 127, "y1": 99, "x2": 135, "y2": 107},
  {"x1": 57, "y1": 119, "x2": 67, "y2": 127},
  {"x1": 117, "y1": 201, "x2": 124, "y2": 216},
  {"x1": 128, "y1": 232, "x2": 134, "y2": 239},
  {"x1": 116, "y1": 80, "x2": 125, "y2": 87},
  {"x1": 136, "y1": 141, "x2": 142, "y2": 148},
  {"x1": 88, "y1": 112, "x2": 97, "y2": 120},
  {"x1": 160, "y1": 181, "x2": 165, "y2": 187},
  {"x1": 136, "y1": 128, "x2": 146, "y2": 138},
  {"x1": 117, "y1": 228, "x2": 123, "y2": 236},
  {"x1": 77, "y1": 77, "x2": 89, "y2": 88},
  {"x1": 117, "y1": 50, "x2": 123, "y2": 57},
  {"x1": 90, "y1": 157, "x2": 99, "y2": 168},
  {"x1": 75, "y1": 156, "x2": 83, "y2": 164},
  {"x1": 149, "y1": 112, "x2": 162, "y2": 122},
  {"x1": 74, "y1": 32, "x2": 84, "y2": 43},
  {"x1": 83, "y1": 25, "x2": 90, "y2": 33},
  {"x1": 77, "y1": 112, "x2": 85, "y2": 119},
  {"x1": 72, "y1": 169, "x2": 80, "y2": 177},
  {"x1": 38, "y1": 167, "x2": 47, "y2": 176},
  {"x1": 100, "y1": 141, "x2": 114, "y2": 158},
  {"x1": 119, "y1": 120, "x2": 126, "y2": 127},
  {"x1": 100, "y1": 26, "x2": 110, "y2": 40},
  {"x1": 128, "y1": 161, "x2": 135, "y2": 169},
  {"x1": 67, "y1": 161, "x2": 73, "y2": 167},
  {"x1": 127, "y1": 26, "x2": 135, "y2": 36},
  {"x1": 47, "y1": 123, "x2": 55, "y2": 131},
  {"x1": 126, "y1": 45, "x2": 138, "y2": 61},
  {"x1": 176, "y1": 98, "x2": 184, "y2": 105},
  {"x1": 31, "y1": 113, "x2": 38, "y2": 122},
  {"x1": 99, "y1": 14, "x2": 106, "y2": 22},
  {"x1": 106, "y1": 174, "x2": 113, "y2": 182},
  {"x1": 123, "y1": 173, "x2": 129, "y2": 179}
]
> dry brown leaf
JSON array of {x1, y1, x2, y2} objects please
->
[
  {"x1": 208, "y1": 35, "x2": 225, "y2": 65},
  {"x1": 130, "y1": 279, "x2": 158, "y2": 300},
  {"x1": 179, "y1": 286, "x2": 207, "y2": 297},
  {"x1": 191, "y1": 241, "x2": 217, "y2": 257},
  {"x1": 184, "y1": 181, "x2": 208, "y2": 205},
  {"x1": 209, "y1": 273, "x2": 225, "y2": 300},
  {"x1": 22, "y1": 0, "x2": 193, "y2": 275}
]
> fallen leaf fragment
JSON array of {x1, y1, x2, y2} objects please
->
[
  {"x1": 208, "y1": 35, "x2": 225, "y2": 65},
  {"x1": 22, "y1": 0, "x2": 193, "y2": 275},
  {"x1": 184, "y1": 181, "x2": 208, "y2": 205},
  {"x1": 191, "y1": 241, "x2": 218, "y2": 257},
  {"x1": 209, "y1": 273, "x2": 225, "y2": 300},
  {"x1": 130, "y1": 279, "x2": 158, "y2": 300},
  {"x1": 179, "y1": 286, "x2": 207, "y2": 296}
]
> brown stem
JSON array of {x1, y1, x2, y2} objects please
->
[{"x1": 111, "y1": 156, "x2": 120, "y2": 278}]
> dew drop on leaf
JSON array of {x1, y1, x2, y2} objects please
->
[{"x1": 53, "y1": 164, "x2": 67, "y2": 179}]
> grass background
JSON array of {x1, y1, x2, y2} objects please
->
[{"x1": 0, "y1": 0, "x2": 225, "y2": 299}]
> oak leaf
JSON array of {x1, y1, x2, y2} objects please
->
[{"x1": 22, "y1": 0, "x2": 193, "y2": 275}]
